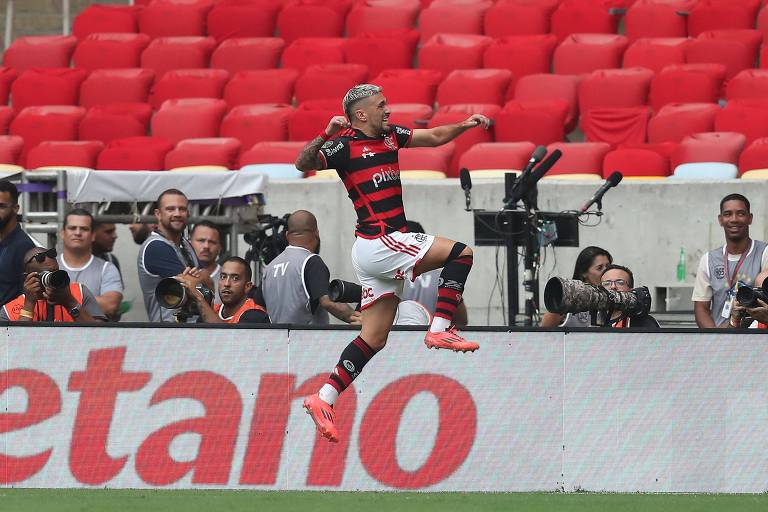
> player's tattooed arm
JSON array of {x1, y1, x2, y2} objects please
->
[{"x1": 295, "y1": 136, "x2": 326, "y2": 172}]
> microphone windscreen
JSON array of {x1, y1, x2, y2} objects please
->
[
  {"x1": 607, "y1": 171, "x2": 623, "y2": 186},
  {"x1": 459, "y1": 168, "x2": 472, "y2": 190},
  {"x1": 532, "y1": 145, "x2": 547, "y2": 162}
]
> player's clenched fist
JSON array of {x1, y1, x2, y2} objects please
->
[
  {"x1": 461, "y1": 114, "x2": 492, "y2": 130},
  {"x1": 325, "y1": 116, "x2": 351, "y2": 137}
]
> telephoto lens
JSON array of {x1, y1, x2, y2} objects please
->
[
  {"x1": 329, "y1": 279, "x2": 362, "y2": 303},
  {"x1": 39, "y1": 270, "x2": 70, "y2": 290},
  {"x1": 544, "y1": 277, "x2": 651, "y2": 317}
]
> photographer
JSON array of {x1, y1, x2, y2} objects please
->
[
  {"x1": 0, "y1": 247, "x2": 106, "y2": 322},
  {"x1": 262, "y1": 210, "x2": 360, "y2": 325},
  {"x1": 190, "y1": 221, "x2": 223, "y2": 304},
  {"x1": 601, "y1": 264, "x2": 660, "y2": 328},
  {"x1": 175, "y1": 257, "x2": 270, "y2": 324},
  {"x1": 0, "y1": 180, "x2": 38, "y2": 307},
  {"x1": 727, "y1": 270, "x2": 768, "y2": 328}
]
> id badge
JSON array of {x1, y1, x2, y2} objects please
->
[{"x1": 721, "y1": 293, "x2": 734, "y2": 319}]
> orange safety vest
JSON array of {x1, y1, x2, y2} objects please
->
[
  {"x1": 214, "y1": 298, "x2": 267, "y2": 324},
  {"x1": 2, "y1": 283, "x2": 84, "y2": 322},
  {"x1": 759, "y1": 322, "x2": 767, "y2": 329}
]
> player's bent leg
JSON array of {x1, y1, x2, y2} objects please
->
[
  {"x1": 416, "y1": 236, "x2": 479, "y2": 352},
  {"x1": 305, "y1": 295, "x2": 399, "y2": 442}
]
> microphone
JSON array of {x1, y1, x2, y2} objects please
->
[
  {"x1": 518, "y1": 145, "x2": 547, "y2": 182},
  {"x1": 459, "y1": 167, "x2": 472, "y2": 211},
  {"x1": 579, "y1": 171, "x2": 623, "y2": 213},
  {"x1": 504, "y1": 149, "x2": 562, "y2": 208}
]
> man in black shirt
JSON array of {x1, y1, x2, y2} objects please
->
[{"x1": 0, "y1": 180, "x2": 37, "y2": 307}]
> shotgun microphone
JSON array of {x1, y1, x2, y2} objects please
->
[
  {"x1": 579, "y1": 171, "x2": 623, "y2": 213},
  {"x1": 459, "y1": 167, "x2": 472, "y2": 211}
]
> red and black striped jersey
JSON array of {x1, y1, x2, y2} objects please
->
[{"x1": 319, "y1": 124, "x2": 413, "y2": 238}]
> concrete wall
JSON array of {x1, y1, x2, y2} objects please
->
[{"x1": 112, "y1": 179, "x2": 767, "y2": 324}]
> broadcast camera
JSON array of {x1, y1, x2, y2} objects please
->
[
  {"x1": 39, "y1": 270, "x2": 70, "y2": 290},
  {"x1": 736, "y1": 280, "x2": 768, "y2": 308},
  {"x1": 155, "y1": 277, "x2": 214, "y2": 319},
  {"x1": 244, "y1": 213, "x2": 290, "y2": 266},
  {"x1": 544, "y1": 277, "x2": 651, "y2": 322}
]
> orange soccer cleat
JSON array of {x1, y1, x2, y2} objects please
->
[
  {"x1": 424, "y1": 326, "x2": 479, "y2": 352},
  {"x1": 303, "y1": 394, "x2": 339, "y2": 443}
]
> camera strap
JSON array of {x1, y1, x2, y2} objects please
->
[{"x1": 724, "y1": 241, "x2": 751, "y2": 289}]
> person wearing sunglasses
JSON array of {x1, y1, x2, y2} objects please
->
[
  {"x1": 601, "y1": 264, "x2": 660, "y2": 329},
  {"x1": 0, "y1": 246, "x2": 106, "y2": 323},
  {"x1": 0, "y1": 180, "x2": 38, "y2": 307}
]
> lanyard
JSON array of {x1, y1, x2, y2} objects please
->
[{"x1": 724, "y1": 240, "x2": 751, "y2": 289}]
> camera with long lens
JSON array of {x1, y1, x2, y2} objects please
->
[
  {"x1": 544, "y1": 277, "x2": 651, "y2": 318},
  {"x1": 736, "y1": 281, "x2": 768, "y2": 308},
  {"x1": 329, "y1": 279, "x2": 362, "y2": 303},
  {"x1": 39, "y1": 270, "x2": 70, "y2": 290},
  {"x1": 155, "y1": 277, "x2": 214, "y2": 317},
  {"x1": 244, "y1": 213, "x2": 290, "y2": 266}
]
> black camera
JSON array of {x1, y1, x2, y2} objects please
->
[
  {"x1": 39, "y1": 270, "x2": 70, "y2": 290},
  {"x1": 544, "y1": 277, "x2": 651, "y2": 317},
  {"x1": 329, "y1": 279, "x2": 362, "y2": 303},
  {"x1": 155, "y1": 277, "x2": 214, "y2": 317},
  {"x1": 244, "y1": 214, "x2": 290, "y2": 266},
  {"x1": 736, "y1": 281, "x2": 768, "y2": 308}
]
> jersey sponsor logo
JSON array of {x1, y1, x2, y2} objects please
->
[
  {"x1": 323, "y1": 141, "x2": 344, "y2": 157},
  {"x1": 372, "y1": 167, "x2": 400, "y2": 188},
  {"x1": 321, "y1": 140, "x2": 334, "y2": 149},
  {"x1": 361, "y1": 146, "x2": 376, "y2": 158},
  {"x1": 362, "y1": 287, "x2": 374, "y2": 299},
  {"x1": 714, "y1": 265, "x2": 725, "y2": 280},
  {"x1": 383, "y1": 135, "x2": 396, "y2": 151},
  {"x1": 272, "y1": 261, "x2": 290, "y2": 277},
  {"x1": 395, "y1": 126, "x2": 411, "y2": 137}
]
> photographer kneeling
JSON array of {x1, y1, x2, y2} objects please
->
[
  {"x1": 0, "y1": 247, "x2": 106, "y2": 322},
  {"x1": 173, "y1": 257, "x2": 270, "y2": 324}
]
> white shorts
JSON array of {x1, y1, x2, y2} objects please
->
[{"x1": 351, "y1": 231, "x2": 435, "y2": 310}]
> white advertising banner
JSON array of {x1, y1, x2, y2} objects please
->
[{"x1": 2, "y1": 326, "x2": 768, "y2": 492}]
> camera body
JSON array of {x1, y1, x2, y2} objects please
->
[
  {"x1": 736, "y1": 281, "x2": 768, "y2": 308},
  {"x1": 544, "y1": 277, "x2": 651, "y2": 318},
  {"x1": 39, "y1": 270, "x2": 70, "y2": 290},
  {"x1": 155, "y1": 277, "x2": 214, "y2": 317}
]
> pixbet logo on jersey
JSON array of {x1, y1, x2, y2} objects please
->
[{"x1": 372, "y1": 167, "x2": 399, "y2": 188}]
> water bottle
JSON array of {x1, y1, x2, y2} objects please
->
[{"x1": 676, "y1": 247, "x2": 686, "y2": 283}]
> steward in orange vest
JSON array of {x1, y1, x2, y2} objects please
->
[{"x1": 214, "y1": 298, "x2": 268, "y2": 324}]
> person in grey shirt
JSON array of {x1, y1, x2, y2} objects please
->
[
  {"x1": 57, "y1": 209, "x2": 123, "y2": 320},
  {"x1": 262, "y1": 210, "x2": 361, "y2": 325},
  {"x1": 137, "y1": 189, "x2": 200, "y2": 322}
]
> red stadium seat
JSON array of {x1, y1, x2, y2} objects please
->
[
  {"x1": 553, "y1": 34, "x2": 629, "y2": 75},
  {"x1": 148, "y1": 69, "x2": 230, "y2": 110},
  {"x1": 648, "y1": 63, "x2": 727, "y2": 111},
  {"x1": 3, "y1": 35, "x2": 78, "y2": 71},
  {"x1": 79, "y1": 103, "x2": 153, "y2": 144},
  {"x1": 496, "y1": 99, "x2": 569, "y2": 145},
  {"x1": 151, "y1": 98, "x2": 228, "y2": 145},
  {"x1": 427, "y1": 103, "x2": 500, "y2": 176},
  {"x1": 211, "y1": 38, "x2": 285, "y2": 73},
  {"x1": 759, "y1": 6, "x2": 768, "y2": 42},
  {"x1": 137, "y1": 0, "x2": 212, "y2": 38},
  {"x1": 223, "y1": 69, "x2": 299, "y2": 108},
  {"x1": 294, "y1": 64, "x2": 369, "y2": 105},
  {"x1": 72, "y1": 4, "x2": 140, "y2": 39},
  {"x1": 458, "y1": 141, "x2": 537, "y2": 173},
  {"x1": 419, "y1": 1, "x2": 491, "y2": 43},
  {"x1": 165, "y1": 137, "x2": 242, "y2": 169},
  {"x1": 220, "y1": 104, "x2": 293, "y2": 150},
  {"x1": 544, "y1": 141, "x2": 612, "y2": 177},
  {"x1": 10, "y1": 68, "x2": 89, "y2": 112},
  {"x1": 513, "y1": 73, "x2": 581, "y2": 129},
  {"x1": 346, "y1": 1, "x2": 420, "y2": 37},
  {"x1": 727, "y1": 69, "x2": 768, "y2": 100},
  {"x1": 0, "y1": 67, "x2": 18, "y2": 104},
  {"x1": 648, "y1": 103, "x2": 720, "y2": 144},
  {"x1": 671, "y1": 131, "x2": 746, "y2": 168},
  {"x1": 419, "y1": 34, "x2": 492, "y2": 76},
  {"x1": 140, "y1": 37, "x2": 216, "y2": 77},
  {"x1": 550, "y1": 0, "x2": 619, "y2": 42},
  {"x1": 344, "y1": 36, "x2": 415, "y2": 79},
  {"x1": 485, "y1": 35, "x2": 562, "y2": 88},
  {"x1": 27, "y1": 140, "x2": 104, "y2": 169},
  {"x1": 277, "y1": 5, "x2": 344, "y2": 44},
  {"x1": 687, "y1": 0, "x2": 756, "y2": 37},
  {"x1": 372, "y1": 69, "x2": 443, "y2": 105},
  {"x1": 581, "y1": 106, "x2": 652, "y2": 147},
  {"x1": 387, "y1": 103, "x2": 433, "y2": 127},
  {"x1": 282, "y1": 38, "x2": 346, "y2": 72},
  {"x1": 578, "y1": 68, "x2": 654, "y2": 116},
  {"x1": 207, "y1": 1, "x2": 280, "y2": 41},
  {"x1": 0, "y1": 106, "x2": 13, "y2": 134},
  {"x1": 686, "y1": 32, "x2": 761, "y2": 81},
  {"x1": 72, "y1": 33, "x2": 151, "y2": 70},
  {"x1": 10, "y1": 106, "x2": 86, "y2": 165},
  {"x1": 714, "y1": 98, "x2": 768, "y2": 146},
  {"x1": 0, "y1": 135, "x2": 24, "y2": 164},
  {"x1": 624, "y1": 3, "x2": 687, "y2": 42},
  {"x1": 483, "y1": 1, "x2": 551, "y2": 38},
  {"x1": 97, "y1": 136, "x2": 175, "y2": 171},
  {"x1": 79, "y1": 68, "x2": 155, "y2": 108},
  {"x1": 292, "y1": 0, "x2": 356, "y2": 17},
  {"x1": 436, "y1": 69, "x2": 512, "y2": 107},
  {"x1": 622, "y1": 38, "x2": 689, "y2": 74},
  {"x1": 288, "y1": 103, "x2": 344, "y2": 141},
  {"x1": 602, "y1": 146, "x2": 670, "y2": 178},
  {"x1": 240, "y1": 141, "x2": 307, "y2": 167},
  {"x1": 738, "y1": 137, "x2": 768, "y2": 173},
  {"x1": 398, "y1": 143, "x2": 455, "y2": 174}
]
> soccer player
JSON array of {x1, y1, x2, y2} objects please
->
[{"x1": 295, "y1": 84, "x2": 491, "y2": 442}]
